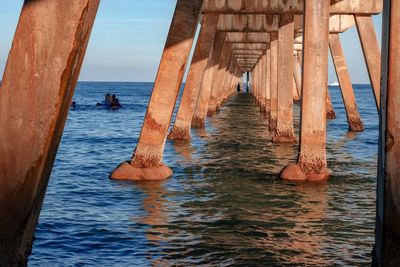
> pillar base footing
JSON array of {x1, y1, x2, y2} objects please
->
[
  {"x1": 167, "y1": 127, "x2": 191, "y2": 140},
  {"x1": 272, "y1": 135, "x2": 296, "y2": 143},
  {"x1": 348, "y1": 118, "x2": 364, "y2": 132},
  {"x1": 280, "y1": 163, "x2": 331, "y2": 182},
  {"x1": 327, "y1": 110, "x2": 336, "y2": 120},
  {"x1": 280, "y1": 163, "x2": 307, "y2": 181},
  {"x1": 110, "y1": 162, "x2": 173, "y2": 181},
  {"x1": 191, "y1": 116, "x2": 206, "y2": 128}
]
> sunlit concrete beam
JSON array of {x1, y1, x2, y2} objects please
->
[
  {"x1": 226, "y1": 32, "x2": 270, "y2": 43},
  {"x1": 232, "y1": 43, "x2": 267, "y2": 50},
  {"x1": 202, "y1": 0, "x2": 382, "y2": 15}
]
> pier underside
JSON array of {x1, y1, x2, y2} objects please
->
[{"x1": 0, "y1": 0, "x2": 399, "y2": 266}]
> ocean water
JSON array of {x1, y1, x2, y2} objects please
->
[{"x1": 28, "y1": 82, "x2": 378, "y2": 266}]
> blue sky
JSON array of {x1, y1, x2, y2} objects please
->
[{"x1": 0, "y1": 1, "x2": 382, "y2": 83}]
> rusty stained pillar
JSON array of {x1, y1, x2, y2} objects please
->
[
  {"x1": 208, "y1": 42, "x2": 233, "y2": 116},
  {"x1": 326, "y1": 87, "x2": 337, "y2": 119},
  {"x1": 218, "y1": 57, "x2": 235, "y2": 105},
  {"x1": 375, "y1": 0, "x2": 400, "y2": 265},
  {"x1": 260, "y1": 53, "x2": 267, "y2": 113},
  {"x1": 215, "y1": 54, "x2": 234, "y2": 112},
  {"x1": 111, "y1": 0, "x2": 203, "y2": 181},
  {"x1": 192, "y1": 32, "x2": 226, "y2": 127},
  {"x1": 257, "y1": 61, "x2": 262, "y2": 107},
  {"x1": 253, "y1": 62, "x2": 260, "y2": 105},
  {"x1": 265, "y1": 44, "x2": 272, "y2": 119},
  {"x1": 269, "y1": 32, "x2": 279, "y2": 131},
  {"x1": 293, "y1": 53, "x2": 302, "y2": 100},
  {"x1": 0, "y1": 1, "x2": 99, "y2": 265},
  {"x1": 168, "y1": 14, "x2": 219, "y2": 140},
  {"x1": 293, "y1": 78, "x2": 300, "y2": 103},
  {"x1": 355, "y1": 15, "x2": 381, "y2": 111},
  {"x1": 329, "y1": 33, "x2": 364, "y2": 132},
  {"x1": 273, "y1": 14, "x2": 296, "y2": 143},
  {"x1": 280, "y1": 0, "x2": 330, "y2": 182}
]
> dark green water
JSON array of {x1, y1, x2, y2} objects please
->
[{"x1": 29, "y1": 83, "x2": 377, "y2": 266}]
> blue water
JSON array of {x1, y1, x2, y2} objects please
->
[{"x1": 28, "y1": 82, "x2": 378, "y2": 266}]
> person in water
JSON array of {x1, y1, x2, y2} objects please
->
[
  {"x1": 104, "y1": 93, "x2": 113, "y2": 106},
  {"x1": 111, "y1": 94, "x2": 121, "y2": 108},
  {"x1": 97, "y1": 93, "x2": 122, "y2": 108}
]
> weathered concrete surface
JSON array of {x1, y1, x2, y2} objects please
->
[
  {"x1": 202, "y1": 0, "x2": 382, "y2": 14},
  {"x1": 217, "y1": 14, "x2": 278, "y2": 32},
  {"x1": 273, "y1": 14, "x2": 296, "y2": 143},
  {"x1": 329, "y1": 33, "x2": 364, "y2": 132},
  {"x1": 259, "y1": 54, "x2": 267, "y2": 112},
  {"x1": 269, "y1": 32, "x2": 278, "y2": 131},
  {"x1": 265, "y1": 44, "x2": 272, "y2": 118},
  {"x1": 355, "y1": 15, "x2": 381, "y2": 110},
  {"x1": 232, "y1": 43, "x2": 267, "y2": 50},
  {"x1": 293, "y1": 53, "x2": 302, "y2": 103},
  {"x1": 226, "y1": 32, "x2": 270, "y2": 43},
  {"x1": 326, "y1": 88, "x2": 337, "y2": 120},
  {"x1": 192, "y1": 32, "x2": 227, "y2": 127},
  {"x1": 0, "y1": 1, "x2": 99, "y2": 265},
  {"x1": 375, "y1": 1, "x2": 400, "y2": 265},
  {"x1": 208, "y1": 42, "x2": 233, "y2": 116},
  {"x1": 168, "y1": 15, "x2": 219, "y2": 140},
  {"x1": 282, "y1": 0, "x2": 330, "y2": 182},
  {"x1": 111, "y1": 0, "x2": 203, "y2": 180}
]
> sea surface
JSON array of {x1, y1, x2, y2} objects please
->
[{"x1": 29, "y1": 82, "x2": 379, "y2": 266}]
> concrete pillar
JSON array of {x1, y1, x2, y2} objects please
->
[
  {"x1": 273, "y1": 15, "x2": 296, "y2": 143},
  {"x1": 293, "y1": 54, "x2": 302, "y2": 100},
  {"x1": 168, "y1": 14, "x2": 219, "y2": 140},
  {"x1": 329, "y1": 33, "x2": 364, "y2": 132},
  {"x1": 208, "y1": 43, "x2": 233, "y2": 116},
  {"x1": 355, "y1": 15, "x2": 381, "y2": 110},
  {"x1": 326, "y1": 87, "x2": 337, "y2": 120},
  {"x1": 269, "y1": 32, "x2": 279, "y2": 131},
  {"x1": 280, "y1": 0, "x2": 330, "y2": 182},
  {"x1": 111, "y1": 0, "x2": 203, "y2": 181},
  {"x1": 0, "y1": 1, "x2": 99, "y2": 265},
  {"x1": 292, "y1": 54, "x2": 301, "y2": 103},
  {"x1": 374, "y1": 0, "x2": 400, "y2": 265},
  {"x1": 192, "y1": 32, "x2": 226, "y2": 127},
  {"x1": 261, "y1": 52, "x2": 268, "y2": 114},
  {"x1": 293, "y1": 78, "x2": 301, "y2": 103},
  {"x1": 246, "y1": 72, "x2": 250, "y2": 92},
  {"x1": 265, "y1": 44, "x2": 272, "y2": 119}
]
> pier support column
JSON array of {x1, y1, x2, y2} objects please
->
[
  {"x1": 329, "y1": 33, "x2": 364, "y2": 132},
  {"x1": 326, "y1": 88, "x2": 336, "y2": 120},
  {"x1": 168, "y1": 14, "x2": 219, "y2": 140},
  {"x1": 293, "y1": 54, "x2": 302, "y2": 103},
  {"x1": 355, "y1": 15, "x2": 381, "y2": 110},
  {"x1": 265, "y1": 45, "x2": 272, "y2": 119},
  {"x1": 208, "y1": 42, "x2": 233, "y2": 116},
  {"x1": 269, "y1": 32, "x2": 279, "y2": 131},
  {"x1": 273, "y1": 15, "x2": 296, "y2": 143},
  {"x1": 0, "y1": 1, "x2": 99, "y2": 265},
  {"x1": 280, "y1": 0, "x2": 330, "y2": 182},
  {"x1": 375, "y1": 1, "x2": 400, "y2": 265},
  {"x1": 192, "y1": 32, "x2": 226, "y2": 127},
  {"x1": 111, "y1": 0, "x2": 203, "y2": 181},
  {"x1": 260, "y1": 54, "x2": 267, "y2": 113}
]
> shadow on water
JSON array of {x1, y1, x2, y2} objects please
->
[{"x1": 29, "y1": 83, "x2": 377, "y2": 266}]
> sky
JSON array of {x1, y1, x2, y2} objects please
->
[{"x1": 0, "y1": 1, "x2": 382, "y2": 83}]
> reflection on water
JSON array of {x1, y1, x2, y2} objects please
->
[{"x1": 29, "y1": 83, "x2": 377, "y2": 266}]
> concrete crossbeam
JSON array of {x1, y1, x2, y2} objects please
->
[{"x1": 203, "y1": 0, "x2": 382, "y2": 15}]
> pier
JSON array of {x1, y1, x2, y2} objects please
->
[{"x1": 0, "y1": 0, "x2": 399, "y2": 266}]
